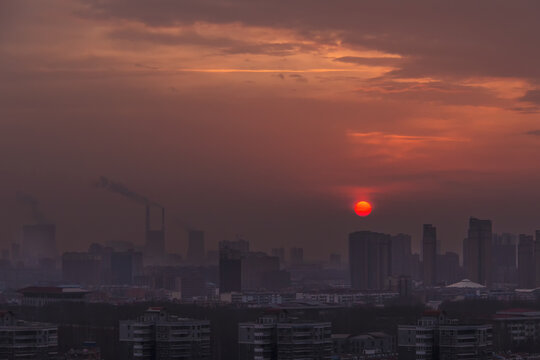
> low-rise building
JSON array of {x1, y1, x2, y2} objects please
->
[
  {"x1": 18, "y1": 285, "x2": 89, "y2": 306},
  {"x1": 493, "y1": 309, "x2": 540, "y2": 352},
  {"x1": 0, "y1": 310, "x2": 58, "y2": 359},
  {"x1": 332, "y1": 332, "x2": 396, "y2": 359}
]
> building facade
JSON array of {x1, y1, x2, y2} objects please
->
[
  {"x1": 423, "y1": 225, "x2": 437, "y2": 287},
  {"x1": 349, "y1": 231, "x2": 391, "y2": 290},
  {"x1": 119, "y1": 307, "x2": 211, "y2": 360},
  {"x1": 463, "y1": 218, "x2": 492, "y2": 287},
  {"x1": 0, "y1": 310, "x2": 58, "y2": 359},
  {"x1": 398, "y1": 311, "x2": 492, "y2": 360},
  {"x1": 238, "y1": 310, "x2": 332, "y2": 360}
]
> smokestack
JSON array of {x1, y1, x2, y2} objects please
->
[
  {"x1": 161, "y1": 207, "x2": 165, "y2": 231},
  {"x1": 145, "y1": 205, "x2": 150, "y2": 233}
]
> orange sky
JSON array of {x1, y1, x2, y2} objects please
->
[{"x1": 1, "y1": 0, "x2": 540, "y2": 257}]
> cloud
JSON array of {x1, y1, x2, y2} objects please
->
[
  {"x1": 519, "y1": 89, "x2": 540, "y2": 105},
  {"x1": 79, "y1": 0, "x2": 540, "y2": 80},
  {"x1": 525, "y1": 129, "x2": 540, "y2": 136}
]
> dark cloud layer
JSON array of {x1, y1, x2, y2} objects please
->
[{"x1": 81, "y1": 0, "x2": 540, "y2": 80}]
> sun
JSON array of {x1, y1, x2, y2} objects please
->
[{"x1": 354, "y1": 201, "x2": 372, "y2": 217}]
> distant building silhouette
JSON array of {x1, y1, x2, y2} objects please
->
[
  {"x1": 463, "y1": 217, "x2": 492, "y2": 287},
  {"x1": 111, "y1": 250, "x2": 143, "y2": 285},
  {"x1": 518, "y1": 234, "x2": 535, "y2": 289},
  {"x1": 390, "y1": 233, "x2": 412, "y2": 277},
  {"x1": 422, "y1": 224, "x2": 437, "y2": 286},
  {"x1": 349, "y1": 231, "x2": 391, "y2": 290},
  {"x1": 271, "y1": 248, "x2": 285, "y2": 264},
  {"x1": 437, "y1": 251, "x2": 461, "y2": 285},
  {"x1": 536, "y1": 230, "x2": 540, "y2": 288},
  {"x1": 289, "y1": 247, "x2": 304, "y2": 266},
  {"x1": 22, "y1": 224, "x2": 57, "y2": 266},
  {"x1": 144, "y1": 205, "x2": 165, "y2": 262},
  {"x1": 492, "y1": 233, "x2": 517, "y2": 285},
  {"x1": 187, "y1": 230, "x2": 205, "y2": 265},
  {"x1": 219, "y1": 239, "x2": 249, "y2": 293}
]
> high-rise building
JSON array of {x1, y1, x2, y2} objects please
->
[
  {"x1": 271, "y1": 248, "x2": 285, "y2": 264},
  {"x1": 62, "y1": 252, "x2": 102, "y2": 286},
  {"x1": 219, "y1": 239, "x2": 249, "y2": 293},
  {"x1": 0, "y1": 311, "x2": 58, "y2": 359},
  {"x1": 349, "y1": 231, "x2": 391, "y2": 290},
  {"x1": 390, "y1": 233, "x2": 412, "y2": 277},
  {"x1": 437, "y1": 251, "x2": 460, "y2": 285},
  {"x1": 241, "y1": 252, "x2": 280, "y2": 291},
  {"x1": 187, "y1": 230, "x2": 205, "y2": 265},
  {"x1": 518, "y1": 234, "x2": 535, "y2": 289},
  {"x1": 535, "y1": 231, "x2": 540, "y2": 288},
  {"x1": 111, "y1": 250, "x2": 143, "y2": 285},
  {"x1": 144, "y1": 206, "x2": 165, "y2": 261},
  {"x1": 463, "y1": 217, "x2": 492, "y2": 287},
  {"x1": 422, "y1": 224, "x2": 437, "y2": 287},
  {"x1": 238, "y1": 310, "x2": 332, "y2": 360},
  {"x1": 289, "y1": 247, "x2": 304, "y2": 266},
  {"x1": 22, "y1": 224, "x2": 57, "y2": 265},
  {"x1": 398, "y1": 311, "x2": 492, "y2": 360},
  {"x1": 492, "y1": 233, "x2": 517, "y2": 285},
  {"x1": 119, "y1": 307, "x2": 210, "y2": 360}
]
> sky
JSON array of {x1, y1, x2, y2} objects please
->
[{"x1": 1, "y1": 0, "x2": 540, "y2": 259}]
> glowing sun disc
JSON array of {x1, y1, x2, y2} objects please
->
[{"x1": 354, "y1": 201, "x2": 372, "y2": 217}]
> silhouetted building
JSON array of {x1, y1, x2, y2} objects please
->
[
  {"x1": 398, "y1": 311, "x2": 492, "y2": 360},
  {"x1": 492, "y1": 233, "x2": 517, "y2": 285},
  {"x1": 111, "y1": 250, "x2": 143, "y2": 285},
  {"x1": 219, "y1": 239, "x2": 249, "y2": 293},
  {"x1": 241, "y1": 252, "x2": 280, "y2": 291},
  {"x1": 239, "y1": 310, "x2": 332, "y2": 360},
  {"x1": 119, "y1": 307, "x2": 210, "y2": 360},
  {"x1": 422, "y1": 224, "x2": 437, "y2": 286},
  {"x1": 349, "y1": 231, "x2": 391, "y2": 290},
  {"x1": 329, "y1": 253, "x2": 342, "y2": 268},
  {"x1": 437, "y1": 251, "x2": 460, "y2": 285},
  {"x1": 187, "y1": 230, "x2": 205, "y2": 265},
  {"x1": 398, "y1": 276, "x2": 412, "y2": 298},
  {"x1": 22, "y1": 224, "x2": 57, "y2": 265},
  {"x1": 144, "y1": 206, "x2": 165, "y2": 261},
  {"x1": 518, "y1": 234, "x2": 535, "y2": 289},
  {"x1": 463, "y1": 217, "x2": 492, "y2": 287},
  {"x1": 290, "y1": 247, "x2": 304, "y2": 266},
  {"x1": 271, "y1": 248, "x2": 286, "y2": 264},
  {"x1": 62, "y1": 252, "x2": 101, "y2": 286},
  {"x1": 391, "y1": 233, "x2": 412, "y2": 277},
  {"x1": 0, "y1": 311, "x2": 58, "y2": 359},
  {"x1": 536, "y1": 230, "x2": 540, "y2": 288}
]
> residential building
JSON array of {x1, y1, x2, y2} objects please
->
[
  {"x1": 398, "y1": 310, "x2": 492, "y2": 360},
  {"x1": 119, "y1": 307, "x2": 210, "y2": 360},
  {"x1": 238, "y1": 309, "x2": 332, "y2": 360},
  {"x1": 0, "y1": 310, "x2": 58, "y2": 359}
]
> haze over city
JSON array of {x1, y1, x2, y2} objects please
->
[{"x1": 2, "y1": 1, "x2": 540, "y2": 259}]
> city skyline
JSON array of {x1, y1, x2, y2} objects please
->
[{"x1": 2, "y1": 1, "x2": 540, "y2": 258}]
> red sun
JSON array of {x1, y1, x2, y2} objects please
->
[{"x1": 354, "y1": 201, "x2": 372, "y2": 217}]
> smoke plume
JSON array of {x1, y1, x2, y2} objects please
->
[
  {"x1": 96, "y1": 176, "x2": 162, "y2": 208},
  {"x1": 16, "y1": 191, "x2": 47, "y2": 224}
]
